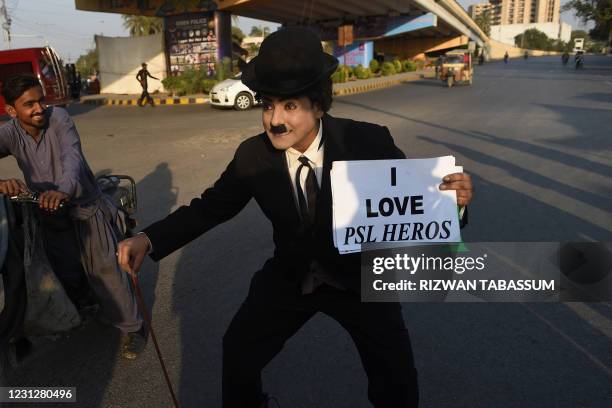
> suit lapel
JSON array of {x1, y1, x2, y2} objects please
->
[{"x1": 262, "y1": 135, "x2": 302, "y2": 227}]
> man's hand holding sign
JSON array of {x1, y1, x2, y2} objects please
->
[
  {"x1": 440, "y1": 172, "x2": 473, "y2": 207},
  {"x1": 331, "y1": 156, "x2": 472, "y2": 253}
]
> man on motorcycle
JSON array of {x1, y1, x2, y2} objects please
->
[
  {"x1": 0, "y1": 74, "x2": 146, "y2": 360},
  {"x1": 575, "y1": 51, "x2": 584, "y2": 69},
  {"x1": 562, "y1": 52, "x2": 569, "y2": 65}
]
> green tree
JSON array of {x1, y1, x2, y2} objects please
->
[
  {"x1": 562, "y1": 0, "x2": 612, "y2": 42},
  {"x1": 216, "y1": 56, "x2": 233, "y2": 81},
  {"x1": 232, "y1": 26, "x2": 245, "y2": 43},
  {"x1": 122, "y1": 15, "x2": 163, "y2": 36},
  {"x1": 571, "y1": 29, "x2": 589, "y2": 40},
  {"x1": 515, "y1": 28, "x2": 553, "y2": 50},
  {"x1": 474, "y1": 10, "x2": 492, "y2": 37},
  {"x1": 248, "y1": 25, "x2": 270, "y2": 37},
  {"x1": 248, "y1": 43, "x2": 260, "y2": 55},
  {"x1": 249, "y1": 26, "x2": 263, "y2": 36},
  {"x1": 76, "y1": 48, "x2": 98, "y2": 77}
]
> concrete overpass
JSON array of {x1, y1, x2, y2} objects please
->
[
  {"x1": 218, "y1": 0, "x2": 487, "y2": 47},
  {"x1": 75, "y1": 0, "x2": 488, "y2": 47},
  {"x1": 76, "y1": 0, "x2": 489, "y2": 70}
]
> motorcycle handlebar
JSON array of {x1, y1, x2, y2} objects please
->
[{"x1": 8, "y1": 191, "x2": 65, "y2": 208}]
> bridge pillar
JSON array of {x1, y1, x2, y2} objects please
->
[{"x1": 214, "y1": 10, "x2": 233, "y2": 71}]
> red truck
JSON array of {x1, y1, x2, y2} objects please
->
[{"x1": 0, "y1": 46, "x2": 69, "y2": 116}]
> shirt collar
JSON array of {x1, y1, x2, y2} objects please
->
[
  {"x1": 286, "y1": 119, "x2": 323, "y2": 164},
  {"x1": 13, "y1": 118, "x2": 46, "y2": 145}
]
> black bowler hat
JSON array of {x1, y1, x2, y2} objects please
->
[{"x1": 241, "y1": 27, "x2": 338, "y2": 96}]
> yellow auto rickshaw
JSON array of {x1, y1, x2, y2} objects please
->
[{"x1": 439, "y1": 50, "x2": 473, "y2": 87}]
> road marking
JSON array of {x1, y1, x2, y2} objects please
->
[
  {"x1": 522, "y1": 303, "x2": 612, "y2": 378},
  {"x1": 565, "y1": 303, "x2": 612, "y2": 340}
]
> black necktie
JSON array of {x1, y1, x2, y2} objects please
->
[{"x1": 296, "y1": 155, "x2": 319, "y2": 226}]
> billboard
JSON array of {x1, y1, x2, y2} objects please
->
[{"x1": 165, "y1": 12, "x2": 217, "y2": 76}]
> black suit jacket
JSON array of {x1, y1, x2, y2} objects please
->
[{"x1": 144, "y1": 114, "x2": 460, "y2": 292}]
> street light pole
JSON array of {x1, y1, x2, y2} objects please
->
[{"x1": 0, "y1": 0, "x2": 12, "y2": 49}]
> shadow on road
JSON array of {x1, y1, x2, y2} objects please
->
[
  {"x1": 409, "y1": 300, "x2": 612, "y2": 408},
  {"x1": 575, "y1": 92, "x2": 612, "y2": 104},
  {"x1": 166, "y1": 196, "x2": 272, "y2": 406},
  {"x1": 536, "y1": 104, "x2": 612, "y2": 153},
  {"x1": 464, "y1": 130, "x2": 612, "y2": 180},
  {"x1": 67, "y1": 102, "x2": 103, "y2": 117},
  {"x1": 336, "y1": 99, "x2": 612, "y2": 236},
  {"x1": 5, "y1": 306, "x2": 120, "y2": 408},
  {"x1": 136, "y1": 163, "x2": 177, "y2": 318},
  {"x1": 418, "y1": 141, "x2": 612, "y2": 242}
]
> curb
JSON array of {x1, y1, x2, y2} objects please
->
[
  {"x1": 81, "y1": 73, "x2": 435, "y2": 107},
  {"x1": 333, "y1": 73, "x2": 434, "y2": 96},
  {"x1": 81, "y1": 96, "x2": 208, "y2": 107}
]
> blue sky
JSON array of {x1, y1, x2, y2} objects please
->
[{"x1": 0, "y1": 0, "x2": 590, "y2": 62}]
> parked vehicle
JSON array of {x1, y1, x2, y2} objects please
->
[
  {"x1": 0, "y1": 47, "x2": 69, "y2": 115},
  {"x1": 439, "y1": 50, "x2": 473, "y2": 88},
  {"x1": 210, "y1": 73, "x2": 258, "y2": 111}
]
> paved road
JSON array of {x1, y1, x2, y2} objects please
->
[{"x1": 1, "y1": 56, "x2": 611, "y2": 408}]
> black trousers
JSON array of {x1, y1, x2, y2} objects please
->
[
  {"x1": 138, "y1": 88, "x2": 154, "y2": 106},
  {"x1": 222, "y1": 267, "x2": 419, "y2": 408}
]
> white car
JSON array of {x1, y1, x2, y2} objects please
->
[{"x1": 210, "y1": 73, "x2": 258, "y2": 110}]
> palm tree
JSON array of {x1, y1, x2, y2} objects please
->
[{"x1": 122, "y1": 15, "x2": 164, "y2": 36}]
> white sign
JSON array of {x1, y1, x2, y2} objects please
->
[{"x1": 331, "y1": 156, "x2": 463, "y2": 254}]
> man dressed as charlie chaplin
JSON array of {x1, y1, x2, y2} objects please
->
[{"x1": 118, "y1": 27, "x2": 473, "y2": 407}]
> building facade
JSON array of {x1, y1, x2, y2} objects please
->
[
  {"x1": 489, "y1": 21, "x2": 572, "y2": 45},
  {"x1": 469, "y1": 0, "x2": 560, "y2": 25}
]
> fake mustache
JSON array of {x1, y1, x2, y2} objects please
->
[{"x1": 270, "y1": 124, "x2": 289, "y2": 134}]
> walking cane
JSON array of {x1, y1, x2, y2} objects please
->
[{"x1": 130, "y1": 274, "x2": 180, "y2": 408}]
